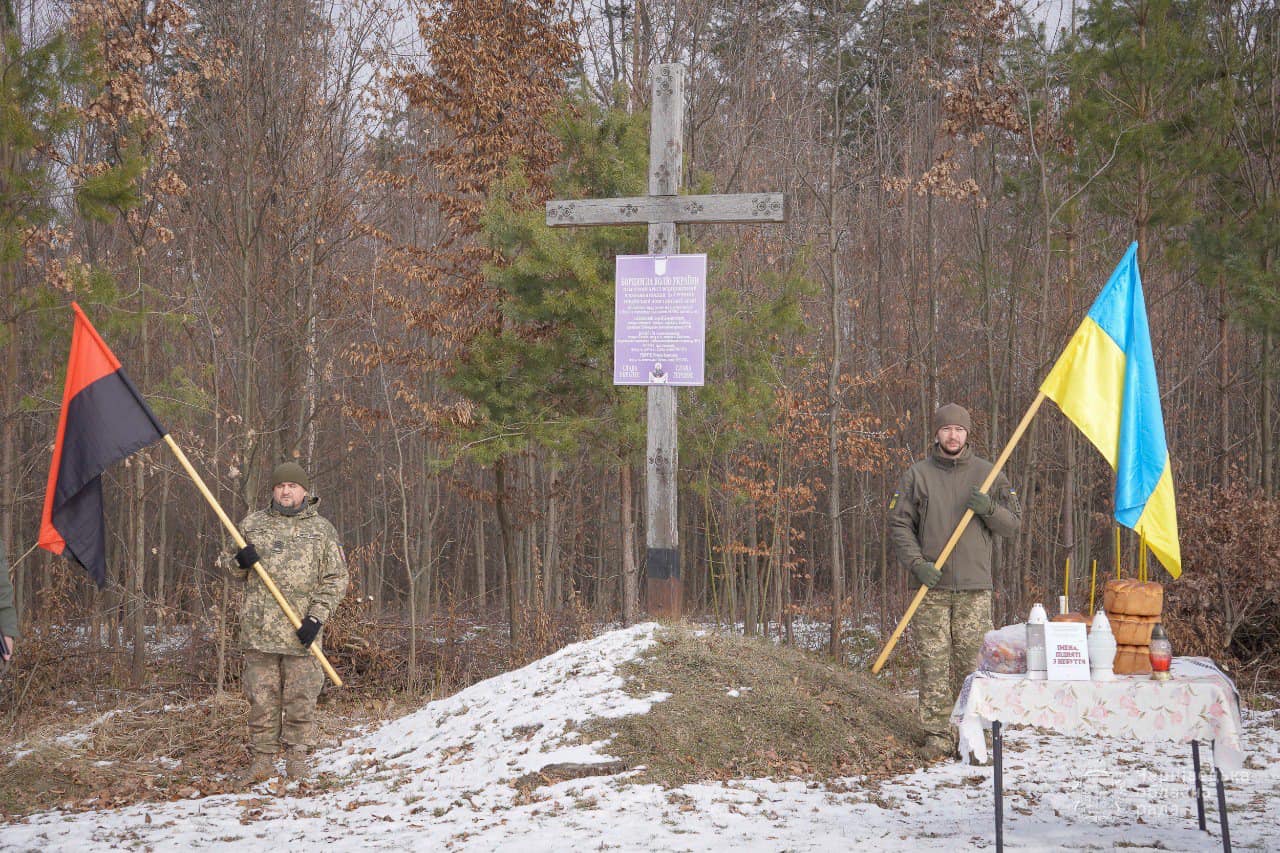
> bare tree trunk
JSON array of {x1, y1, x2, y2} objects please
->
[
  {"x1": 1, "y1": 299, "x2": 15, "y2": 630},
  {"x1": 475, "y1": 506, "x2": 487, "y2": 610},
  {"x1": 495, "y1": 458, "x2": 522, "y2": 652},
  {"x1": 398, "y1": 465, "x2": 415, "y2": 690},
  {"x1": 544, "y1": 460, "x2": 561, "y2": 608},
  {"x1": 721, "y1": 465, "x2": 736, "y2": 629},
  {"x1": 782, "y1": 519, "x2": 794, "y2": 646},
  {"x1": 216, "y1": 575, "x2": 230, "y2": 695},
  {"x1": 621, "y1": 463, "x2": 639, "y2": 624},
  {"x1": 826, "y1": 41, "x2": 845, "y2": 658},
  {"x1": 130, "y1": 461, "x2": 147, "y2": 685},
  {"x1": 1219, "y1": 274, "x2": 1230, "y2": 487},
  {"x1": 156, "y1": 468, "x2": 170, "y2": 630},
  {"x1": 0, "y1": 11, "x2": 22, "y2": 630},
  {"x1": 1264, "y1": 329, "x2": 1273, "y2": 496},
  {"x1": 746, "y1": 509, "x2": 759, "y2": 636}
]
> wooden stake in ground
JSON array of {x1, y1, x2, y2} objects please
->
[
  {"x1": 546, "y1": 63, "x2": 785, "y2": 618},
  {"x1": 162, "y1": 436, "x2": 343, "y2": 686},
  {"x1": 871, "y1": 392, "x2": 1046, "y2": 674}
]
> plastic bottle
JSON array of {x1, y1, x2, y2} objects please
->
[
  {"x1": 1026, "y1": 602, "x2": 1048, "y2": 680},
  {"x1": 1088, "y1": 609, "x2": 1117, "y2": 681}
]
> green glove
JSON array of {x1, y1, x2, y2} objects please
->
[
  {"x1": 966, "y1": 488, "x2": 995, "y2": 518},
  {"x1": 911, "y1": 559, "x2": 942, "y2": 588}
]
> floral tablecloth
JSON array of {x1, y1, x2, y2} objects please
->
[{"x1": 950, "y1": 657, "x2": 1245, "y2": 771}]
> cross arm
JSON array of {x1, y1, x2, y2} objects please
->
[{"x1": 546, "y1": 193, "x2": 785, "y2": 227}]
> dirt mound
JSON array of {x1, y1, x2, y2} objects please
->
[{"x1": 582, "y1": 625, "x2": 928, "y2": 787}]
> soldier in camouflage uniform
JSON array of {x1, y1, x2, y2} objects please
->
[
  {"x1": 230, "y1": 462, "x2": 347, "y2": 783},
  {"x1": 888, "y1": 404, "x2": 1021, "y2": 759}
]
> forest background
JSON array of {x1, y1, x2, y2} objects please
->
[{"x1": 2, "y1": 0, "x2": 1279, "y2": 698}]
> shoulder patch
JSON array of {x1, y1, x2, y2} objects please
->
[{"x1": 889, "y1": 492, "x2": 899, "y2": 510}]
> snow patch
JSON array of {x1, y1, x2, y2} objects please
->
[{"x1": 3, "y1": 622, "x2": 1279, "y2": 851}]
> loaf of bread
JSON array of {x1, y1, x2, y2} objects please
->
[
  {"x1": 1051, "y1": 612, "x2": 1092, "y2": 633},
  {"x1": 1103, "y1": 579, "x2": 1163, "y2": 616},
  {"x1": 1114, "y1": 643, "x2": 1153, "y2": 675},
  {"x1": 1110, "y1": 613, "x2": 1160, "y2": 646}
]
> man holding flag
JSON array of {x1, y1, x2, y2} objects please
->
[
  {"x1": 229, "y1": 461, "x2": 348, "y2": 784},
  {"x1": 872, "y1": 242, "x2": 1180, "y2": 697},
  {"x1": 38, "y1": 303, "x2": 347, "y2": 780},
  {"x1": 888, "y1": 404, "x2": 1022, "y2": 759}
]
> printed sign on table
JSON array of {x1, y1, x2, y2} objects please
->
[
  {"x1": 1045, "y1": 622, "x2": 1091, "y2": 680},
  {"x1": 614, "y1": 254, "x2": 707, "y2": 386}
]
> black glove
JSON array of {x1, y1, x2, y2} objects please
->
[
  {"x1": 966, "y1": 488, "x2": 995, "y2": 518},
  {"x1": 911, "y1": 559, "x2": 942, "y2": 588},
  {"x1": 235, "y1": 543, "x2": 260, "y2": 569},
  {"x1": 296, "y1": 616, "x2": 322, "y2": 647}
]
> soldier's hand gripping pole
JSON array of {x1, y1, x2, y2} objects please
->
[
  {"x1": 161, "y1": 435, "x2": 343, "y2": 687},
  {"x1": 871, "y1": 393, "x2": 1045, "y2": 674}
]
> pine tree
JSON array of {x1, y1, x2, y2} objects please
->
[
  {"x1": 1190, "y1": 0, "x2": 1280, "y2": 491},
  {"x1": 1063, "y1": 0, "x2": 1214, "y2": 262}
]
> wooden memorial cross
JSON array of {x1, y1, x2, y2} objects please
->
[{"x1": 546, "y1": 63, "x2": 785, "y2": 618}]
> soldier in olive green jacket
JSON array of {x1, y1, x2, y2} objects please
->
[
  {"x1": 230, "y1": 462, "x2": 347, "y2": 784},
  {"x1": 888, "y1": 403, "x2": 1021, "y2": 758}
]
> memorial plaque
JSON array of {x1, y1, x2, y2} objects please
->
[{"x1": 614, "y1": 254, "x2": 707, "y2": 387}]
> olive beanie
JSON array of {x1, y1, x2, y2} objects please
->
[
  {"x1": 270, "y1": 461, "x2": 309, "y2": 492},
  {"x1": 931, "y1": 403, "x2": 972, "y2": 434}
]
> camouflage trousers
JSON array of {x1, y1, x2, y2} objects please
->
[
  {"x1": 913, "y1": 589, "x2": 992, "y2": 738},
  {"x1": 242, "y1": 650, "x2": 325, "y2": 755}
]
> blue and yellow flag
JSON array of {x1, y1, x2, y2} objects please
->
[{"x1": 1040, "y1": 242, "x2": 1181, "y2": 577}]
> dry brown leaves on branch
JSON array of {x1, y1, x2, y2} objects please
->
[{"x1": 1167, "y1": 479, "x2": 1280, "y2": 675}]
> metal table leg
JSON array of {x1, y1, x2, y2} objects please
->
[
  {"x1": 1192, "y1": 740, "x2": 1206, "y2": 831},
  {"x1": 993, "y1": 720, "x2": 1003, "y2": 853},
  {"x1": 1213, "y1": 742, "x2": 1231, "y2": 853}
]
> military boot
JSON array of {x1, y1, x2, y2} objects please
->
[
  {"x1": 284, "y1": 747, "x2": 310, "y2": 780},
  {"x1": 236, "y1": 751, "x2": 276, "y2": 785}
]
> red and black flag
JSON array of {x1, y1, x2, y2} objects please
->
[{"x1": 38, "y1": 303, "x2": 166, "y2": 586}]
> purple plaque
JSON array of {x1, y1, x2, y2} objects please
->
[{"x1": 614, "y1": 254, "x2": 707, "y2": 386}]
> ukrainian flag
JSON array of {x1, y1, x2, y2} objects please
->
[{"x1": 1040, "y1": 242, "x2": 1181, "y2": 577}]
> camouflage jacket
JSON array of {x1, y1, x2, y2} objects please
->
[{"x1": 230, "y1": 497, "x2": 348, "y2": 655}]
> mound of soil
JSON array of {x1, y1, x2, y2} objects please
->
[{"x1": 582, "y1": 625, "x2": 929, "y2": 787}]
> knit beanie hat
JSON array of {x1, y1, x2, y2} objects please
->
[
  {"x1": 931, "y1": 403, "x2": 972, "y2": 434},
  {"x1": 271, "y1": 461, "x2": 310, "y2": 492}
]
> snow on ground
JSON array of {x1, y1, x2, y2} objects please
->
[{"x1": 3, "y1": 623, "x2": 1279, "y2": 852}]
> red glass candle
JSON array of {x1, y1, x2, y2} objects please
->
[{"x1": 1149, "y1": 623, "x2": 1172, "y2": 674}]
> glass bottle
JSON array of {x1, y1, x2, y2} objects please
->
[
  {"x1": 1149, "y1": 623, "x2": 1172, "y2": 681},
  {"x1": 1026, "y1": 603, "x2": 1048, "y2": 680}
]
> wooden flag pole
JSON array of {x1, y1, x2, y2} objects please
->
[
  {"x1": 162, "y1": 435, "x2": 343, "y2": 687},
  {"x1": 1090, "y1": 558, "x2": 1098, "y2": 615},
  {"x1": 1115, "y1": 526, "x2": 1122, "y2": 579},
  {"x1": 871, "y1": 392, "x2": 1046, "y2": 674}
]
